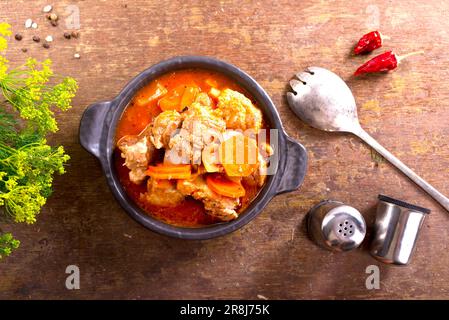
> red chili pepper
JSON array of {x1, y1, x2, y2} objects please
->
[
  {"x1": 354, "y1": 50, "x2": 423, "y2": 76},
  {"x1": 354, "y1": 31, "x2": 383, "y2": 55}
]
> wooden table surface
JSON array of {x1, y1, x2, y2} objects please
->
[{"x1": 1, "y1": 0, "x2": 449, "y2": 300}]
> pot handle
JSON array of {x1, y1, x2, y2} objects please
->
[
  {"x1": 275, "y1": 135, "x2": 308, "y2": 195},
  {"x1": 79, "y1": 101, "x2": 112, "y2": 159}
]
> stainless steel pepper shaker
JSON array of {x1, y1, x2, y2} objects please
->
[
  {"x1": 307, "y1": 200, "x2": 366, "y2": 252},
  {"x1": 370, "y1": 195, "x2": 430, "y2": 265}
]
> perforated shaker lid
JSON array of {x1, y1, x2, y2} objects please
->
[{"x1": 321, "y1": 205, "x2": 367, "y2": 251}]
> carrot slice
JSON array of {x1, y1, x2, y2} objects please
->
[
  {"x1": 180, "y1": 86, "x2": 200, "y2": 109},
  {"x1": 206, "y1": 173, "x2": 246, "y2": 198},
  {"x1": 219, "y1": 134, "x2": 258, "y2": 177},
  {"x1": 135, "y1": 82, "x2": 168, "y2": 108},
  {"x1": 158, "y1": 85, "x2": 186, "y2": 111},
  {"x1": 146, "y1": 164, "x2": 191, "y2": 180}
]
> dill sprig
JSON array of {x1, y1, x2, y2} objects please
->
[{"x1": 0, "y1": 23, "x2": 78, "y2": 259}]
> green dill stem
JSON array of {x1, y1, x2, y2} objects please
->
[{"x1": 0, "y1": 142, "x2": 15, "y2": 155}]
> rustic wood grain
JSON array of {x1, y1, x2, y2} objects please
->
[{"x1": 0, "y1": 0, "x2": 448, "y2": 299}]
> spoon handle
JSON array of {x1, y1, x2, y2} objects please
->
[{"x1": 355, "y1": 128, "x2": 449, "y2": 212}]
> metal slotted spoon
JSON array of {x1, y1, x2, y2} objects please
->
[{"x1": 287, "y1": 66, "x2": 449, "y2": 212}]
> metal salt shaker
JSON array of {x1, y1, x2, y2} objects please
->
[
  {"x1": 370, "y1": 195, "x2": 430, "y2": 265},
  {"x1": 307, "y1": 200, "x2": 367, "y2": 252}
]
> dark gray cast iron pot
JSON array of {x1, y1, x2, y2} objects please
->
[{"x1": 79, "y1": 56, "x2": 308, "y2": 240}]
